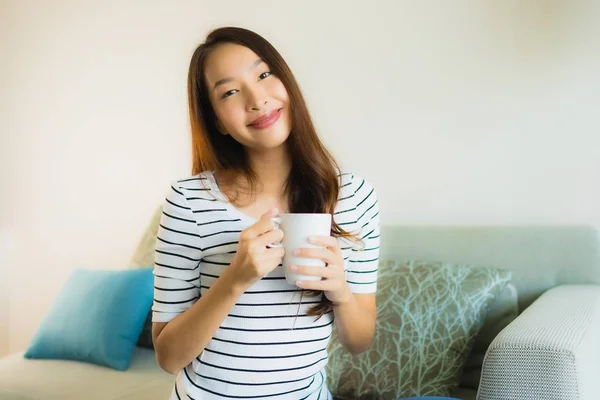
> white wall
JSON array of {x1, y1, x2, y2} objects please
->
[
  {"x1": 1, "y1": 2, "x2": 13, "y2": 357},
  {"x1": 2, "y1": 0, "x2": 599, "y2": 353},
  {"x1": 0, "y1": 231, "x2": 12, "y2": 357}
]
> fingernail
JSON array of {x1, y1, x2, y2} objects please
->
[
  {"x1": 296, "y1": 280, "x2": 303, "y2": 287},
  {"x1": 290, "y1": 265, "x2": 297, "y2": 271},
  {"x1": 293, "y1": 249, "x2": 300, "y2": 256},
  {"x1": 307, "y1": 236, "x2": 316, "y2": 243}
]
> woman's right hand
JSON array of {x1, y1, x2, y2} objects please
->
[{"x1": 228, "y1": 208, "x2": 285, "y2": 290}]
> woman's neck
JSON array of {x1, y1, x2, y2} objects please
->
[
  {"x1": 216, "y1": 145, "x2": 291, "y2": 198},
  {"x1": 247, "y1": 146, "x2": 291, "y2": 196},
  {"x1": 214, "y1": 145, "x2": 291, "y2": 214}
]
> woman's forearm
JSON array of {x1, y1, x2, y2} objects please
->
[
  {"x1": 332, "y1": 294, "x2": 377, "y2": 355},
  {"x1": 154, "y1": 267, "x2": 245, "y2": 374}
]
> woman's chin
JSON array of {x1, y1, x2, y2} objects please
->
[{"x1": 249, "y1": 130, "x2": 291, "y2": 151}]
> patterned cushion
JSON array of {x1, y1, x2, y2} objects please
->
[
  {"x1": 459, "y1": 282, "x2": 518, "y2": 389},
  {"x1": 129, "y1": 206, "x2": 163, "y2": 349},
  {"x1": 326, "y1": 260, "x2": 511, "y2": 399}
]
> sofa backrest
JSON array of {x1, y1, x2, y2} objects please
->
[{"x1": 379, "y1": 225, "x2": 600, "y2": 315}]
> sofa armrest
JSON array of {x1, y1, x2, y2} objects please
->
[{"x1": 477, "y1": 284, "x2": 600, "y2": 400}]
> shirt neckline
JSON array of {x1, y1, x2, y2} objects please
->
[{"x1": 206, "y1": 171, "x2": 258, "y2": 223}]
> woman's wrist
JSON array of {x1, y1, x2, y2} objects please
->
[
  {"x1": 332, "y1": 286, "x2": 354, "y2": 307},
  {"x1": 222, "y1": 261, "x2": 251, "y2": 295}
]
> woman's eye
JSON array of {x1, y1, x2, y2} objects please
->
[
  {"x1": 259, "y1": 71, "x2": 272, "y2": 80},
  {"x1": 222, "y1": 89, "x2": 237, "y2": 99}
]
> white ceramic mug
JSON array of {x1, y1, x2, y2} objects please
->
[{"x1": 268, "y1": 213, "x2": 332, "y2": 285}]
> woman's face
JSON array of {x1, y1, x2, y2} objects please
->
[{"x1": 204, "y1": 43, "x2": 291, "y2": 152}]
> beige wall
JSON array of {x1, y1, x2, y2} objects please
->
[
  {"x1": 1, "y1": 3, "x2": 11, "y2": 357},
  {"x1": 1, "y1": 0, "x2": 599, "y2": 354},
  {"x1": 0, "y1": 231, "x2": 10, "y2": 357}
]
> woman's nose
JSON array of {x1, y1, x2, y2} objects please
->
[
  {"x1": 247, "y1": 87, "x2": 269, "y2": 111},
  {"x1": 250, "y1": 99, "x2": 268, "y2": 111}
]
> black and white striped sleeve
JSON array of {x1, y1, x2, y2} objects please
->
[
  {"x1": 346, "y1": 177, "x2": 380, "y2": 294},
  {"x1": 152, "y1": 183, "x2": 203, "y2": 323}
]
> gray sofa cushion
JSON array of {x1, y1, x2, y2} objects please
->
[{"x1": 0, "y1": 348, "x2": 172, "y2": 400}]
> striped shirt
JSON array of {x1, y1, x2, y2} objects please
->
[{"x1": 152, "y1": 171, "x2": 380, "y2": 400}]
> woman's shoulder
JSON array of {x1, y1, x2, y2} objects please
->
[
  {"x1": 335, "y1": 171, "x2": 379, "y2": 230},
  {"x1": 163, "y1": 171, "x2": 222, "y2": 214},
  {"x1": 163, "y1": 171, "x2": 219, "y2": 206},
  {"x1": 169, "y1": 171, "x2": 214, "y2": 190},
  {"x1": 174, "y1": 171, "x2": 212, "y2": 183},
  {"x1": 337, "y1": 171, "x2": 377, "y2": 201}
]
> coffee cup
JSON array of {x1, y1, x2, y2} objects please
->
[{"x1": 268, "y1": 213, "x2": 332, "y2": 285}]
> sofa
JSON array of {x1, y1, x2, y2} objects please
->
[{"x1": 0, "y1": 224, "x2": 598, "y2": 400}]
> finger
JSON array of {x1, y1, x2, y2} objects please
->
[
  {"x1": 257, "y1": 228, "x2": 284, "y2": 248},
  {"x1": 244, "y1": 208, "x2": 279, "y2": 238},
  {"x1": 261, "y1": 207, "x2": 279, "y2": 219},
  {"x1": 307, "y1": 235, "x2": 339, "y2": 250},
  {"x1": 294, "y1": 248, "x2": 337, "y2": 265},
  {"x1": 290, "y1": 265, "x2": 333, "y2": 278},
  {"x1": 296, "y1": 279, "x2": 333, "y2": 291},
  {"x1": 267, "y1": 247, "x2": 285, "y2": 259},
  {"x1": 261, "y1": 248, "x2": 285, "y2": 265}
]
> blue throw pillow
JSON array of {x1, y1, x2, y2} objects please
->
[{"x1": 24, "y1": 267, "x2": 154, "y2": 370}]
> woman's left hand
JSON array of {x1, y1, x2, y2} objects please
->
[{"x1": 291, "y1": 236, "x2": 352, "y2": 306}]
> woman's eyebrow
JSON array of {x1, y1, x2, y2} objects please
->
[{"x1": 213, "y1": 59, "x2": 264, "y2": 91}]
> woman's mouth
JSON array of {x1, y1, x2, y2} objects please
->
[{"x1": 247, "y1": 109, "x2": 282, "y2": 130}]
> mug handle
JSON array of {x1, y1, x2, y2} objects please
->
[{"x1": 266, "y1": 217, "x2": 283, "y2": 248}]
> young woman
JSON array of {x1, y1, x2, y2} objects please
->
[{"x1": 151, "y1": 27, "x2": 380, "y2": 400}]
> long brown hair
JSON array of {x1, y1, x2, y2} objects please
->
[{"x1": 187, "y1": 26, "x2": 356, "y2": 318}]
